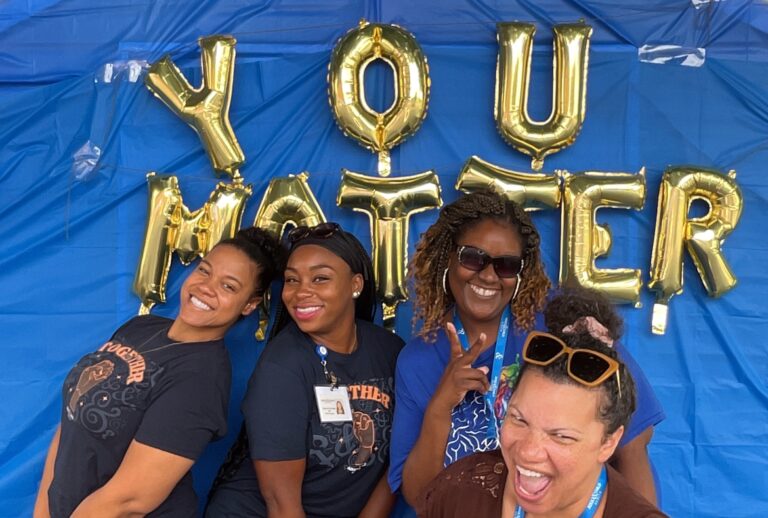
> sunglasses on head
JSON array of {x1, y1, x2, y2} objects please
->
[
  {"x1": 456, "y1": 245, "x2": 524, "y2": 278},
  {"x1": 522, "y1": 331, "x2": 621, "y2": 393},
  {"x1": 288, "y1": 222, "x2": 341, "y2": 243}
]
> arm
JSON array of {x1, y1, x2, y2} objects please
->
[
  {"x1": 358, "y1": 474, "x2": 395, "y2": 518},
  {"x1": 70, "y1": 440, "x2": 194, "y2": 518},
  {"x1": 610, "y1": 426, "x2": 657, "y2": 505},
  {"x1": 253, "y1": 459, "x2": 306, "y2": 518},
  {"x1": 33, "y1": 426, "x2": 60, "y2": 518},
  {"x1": 401, "y1": 324, "x2": 491, "y2": 505}
]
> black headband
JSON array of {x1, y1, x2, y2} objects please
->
[{"x1": 289, "y1": 231, "x2": 369, "y2": 281}]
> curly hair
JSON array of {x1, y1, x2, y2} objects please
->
[
  {"x1": 511, "y1": 332, "x2": 637, "y2": 435},
  {"x1": 544, "y1": 286, "x2": 624, "y2": 343},
  {"x1": 411, "y1": 191, "x2": 550, "y2": 341}
]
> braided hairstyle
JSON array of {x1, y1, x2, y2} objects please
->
[
  {"x1": 217, "y1": 226, "x2": 287, "y2": 297},
  {"x1": 411, "y1": 191, "x2": 550, "y2": 341}
]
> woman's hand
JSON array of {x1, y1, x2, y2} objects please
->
[
  {"x1": 429, "y1": 322, "x2": 492, "y2": 413},
  {"x1": 401, "y1": 324, "x2": 493, "y2": 505}
]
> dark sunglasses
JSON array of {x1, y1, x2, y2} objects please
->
[
  {"x1": 456, "y1": 245, "x2": 524, "y2": 278},
  {"x1": 522, "y1": 331, "x2": 621, "y2": 392},
  {"x1": 288, "y1": 222, "x2": 341, "y2": 243}
]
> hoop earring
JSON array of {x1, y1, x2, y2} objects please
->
[
  {"x1": 442, "y1": 268, "x2": 449, "y2": 295},
  {"x1": 511, "y1": 273, "x2": 521, "y2": 301}
]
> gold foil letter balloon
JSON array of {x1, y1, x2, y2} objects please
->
[
  {"x1": 457, "y1": 155, "x2": 561, "y2": 210},
  {"x1": 145, "y1": 35, "x2": 244, "y2": 177},
  {"x1": 337, "y1": 170, "x2": 442, "y2": 330},
  {"x1": 328, "y1": 20, "x2": 430, "y2": 177},
  {"x1": 133, "y1": 174, "x2": 252, "y2": 313},
  {"x1": 495, "y1": 22, "x2": 592, "y2": 171},
  {"x1": 649, "y1": 166, "x2": 743, "y2": 335},
  {"x1": 252, "y1": 173, "x2": 327, "y2": 237},
  {"x1": 559, "y1": 170, "x2": 646, "y2": 306}
]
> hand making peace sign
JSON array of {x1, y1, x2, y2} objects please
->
[{"x1": 431, "y1": 322, "x2": 495, "y2": 412}]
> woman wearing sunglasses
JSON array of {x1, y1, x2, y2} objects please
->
[
  {"x1": 414, "y1": 331, "x2": 667, "y2": 517},
  {"x1": 205, "y1": 223, "x2": 403, "y2": 518},
  {"x1": 34, "y1": 227, "x2": 284, "y2": 518},
  {"x1": 389, "y1": 191, "x2": 664, "y2": 507}
]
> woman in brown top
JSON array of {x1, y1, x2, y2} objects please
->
[{"x1": 416, "y1": 330, "x2": 667, "y2": 518}]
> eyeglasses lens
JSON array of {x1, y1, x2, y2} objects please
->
[
  {"x1": 570, "y1": 351, "x2": 612, "y2": 383},
  {"x1": 526, "y1": 335, "x2": 565, "y2": 363},
  {"x1": 458, "y1": 246, "x2": 488, "y2": 271},
  {"x1": 457, "y1": 246, "x2": 522, "y2": 278},
  {"x1": 494, "y1": 256, "x2": 523, "y2": 277}
]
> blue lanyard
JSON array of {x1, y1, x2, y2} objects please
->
[
  {"x1": 513, "y1": 466, "x2": 607, "y2": 518},
  {"x1": 452, "y1": 305, "x2": 511, "y2": 440},
  {"x1": 315, "y1": 345, "x2": 339, "y2": 387}
]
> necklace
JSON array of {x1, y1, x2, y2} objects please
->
[{"x1": 129, "y1": 326, "x2": 184, "y2": 355}]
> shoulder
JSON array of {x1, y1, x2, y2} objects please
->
[
  {"x1": 258, "y1": 321, "x2": 311, "y2": 364},
  {"x1": 416, "y1": 450, "x2": 506, "y2": 516},
  {"x1": 605, "y1": 466, "x2": 668, "y2": 518},
  {"x1": 443, "y1": 449, "x2": 507, "y2": 481},
  {"x1": 113, "y1": 314, "x2": 171, "y2": 338},
  {"x1": 358, "y1": 320, "x2": 404, "y2": 355},
  {"x1": 398, "y1": 330, "x2": 449, "y2": 368},
  {"x1": 251, "y1": 322, "x2": 316, "y2": 385}
]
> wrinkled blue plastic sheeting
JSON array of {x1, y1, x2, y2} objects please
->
[{"x1": 1, "y1": 1, "x2": 768, "y2": 517}]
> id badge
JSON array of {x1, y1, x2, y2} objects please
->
[{"x1": 314, "y1": 385, "x2": 353, "y2": 423}]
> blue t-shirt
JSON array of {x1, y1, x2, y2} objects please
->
[{"x1": 388, "y1": 315, "x2": 665, "y2": 493}]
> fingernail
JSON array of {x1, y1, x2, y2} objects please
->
[{"x1": 479, "y1": 366, "x2": 489, "y2": 374}]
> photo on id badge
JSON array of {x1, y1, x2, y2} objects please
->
[{"x1": 315, "y1": 384, "x2": 353, "y2": 422}]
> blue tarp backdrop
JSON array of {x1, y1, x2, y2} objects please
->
[{"x1": 2, "y1": 1, "x2": 767, "y2": 516}]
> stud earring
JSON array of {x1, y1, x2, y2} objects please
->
[{"x1": 352, "y1": 291, "x2": 360, "y2": 299}]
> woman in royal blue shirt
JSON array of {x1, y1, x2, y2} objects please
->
[{"x1": 389, "y1": 191, "x2": 664, "y2": 508}]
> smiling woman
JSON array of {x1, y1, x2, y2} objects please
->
[
  {"x1": 33, "y1": 227, "x2": 285, "y2": 518},
  {"x1": 206, "y1": 223, "x2": 404, "y2": 518},
  {"x1": 414, "y1": 331, "x2": 667, "y2": 518},
  {"x1": 388, "y1": 191, "x2": 665, "y2": 509}
]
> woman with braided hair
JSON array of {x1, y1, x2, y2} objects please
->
[{"x1": 388, "y1": 191, "x2": 664, "y2": 508}]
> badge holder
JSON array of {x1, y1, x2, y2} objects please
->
[{"x1": 313, "y1": 345, "x2": 353, "y2": 423}]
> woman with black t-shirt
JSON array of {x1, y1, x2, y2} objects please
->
[
  {"x1": 206, "y1": 223, "x2": 404, "y2": 518},
  {"x1": 33, "y1": 227, "x2": 285, "y2": 518}
]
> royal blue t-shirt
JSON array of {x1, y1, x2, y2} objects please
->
[{"x1": 388, "y1": 315, "x2": 665, "y2": 493}]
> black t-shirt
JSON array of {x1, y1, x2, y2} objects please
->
[
  {"x1": 48, "y1": 315, "x2": 231, "y2": 518},
  {"x1": 206, "y1": 320, "x2": 403, "y2": 518}
]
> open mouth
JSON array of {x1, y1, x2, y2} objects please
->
[{"x1": 515, "y1": 465, "x2": 552, "y2": 503}]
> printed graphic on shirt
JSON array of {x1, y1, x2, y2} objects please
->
[
  {"x1": 63, "y1": 341, "x2": 162, "y2": 439},
  {"x1": 445, "y1": 391, "x2": 498, "y2": 466},
  {"x1": 67, "y1": 360, "x2": 114, "y2": 420},
  {"x1": 310, "y1": 377, "x2": 394, "y2": 473},
  {"x1": 444, "y1": 357, "x2": 522, "y2": 467},
  {"x1": 494, "y1": 357, "x2": 522, "y2": 422}
]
